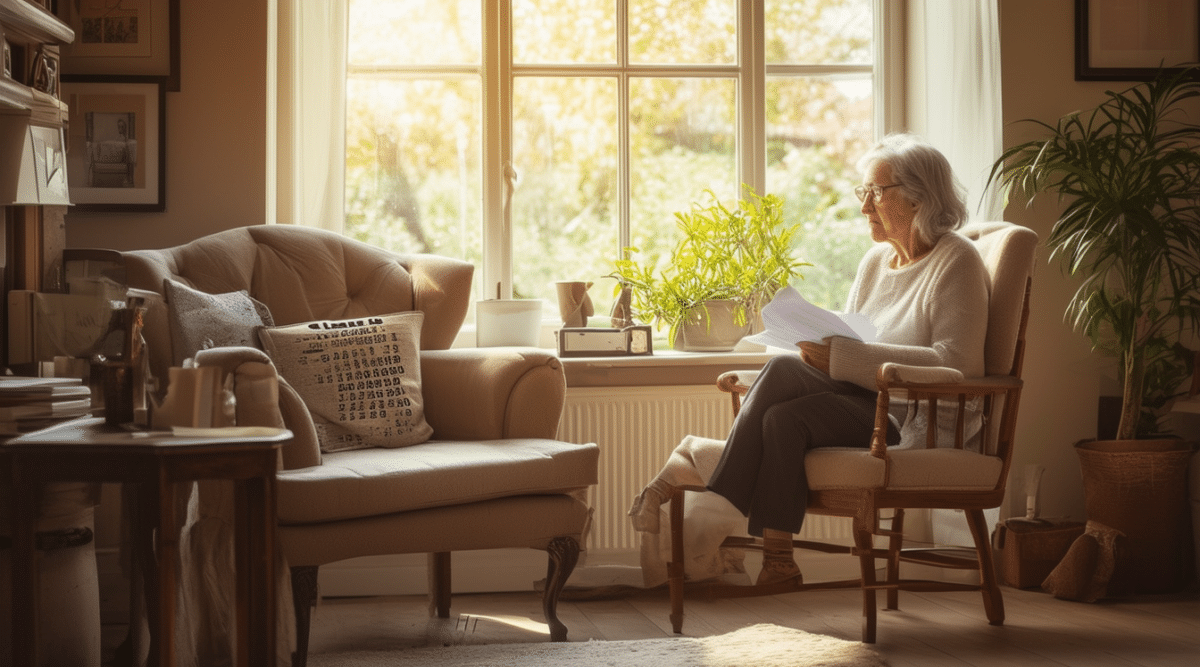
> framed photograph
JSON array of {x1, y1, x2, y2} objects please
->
[
  {"x1": 1076, "y1": 0, "x2": 1200, "y2": 81},
  {"x1": 61, "y1": 76, "x2": 166, "y2": 212},
  {"x1": 56, "y1": 0, "x2": 180, "y2": 91}
]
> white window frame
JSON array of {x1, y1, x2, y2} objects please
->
[{"x1": 276, "y1": 0, "x2": 905, "y2": 301}]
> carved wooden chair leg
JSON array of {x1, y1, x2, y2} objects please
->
[
  {"x1": 290, "y1": 565, "x2": 319, "y2": 667},
  {"x1": 428, "y1": 552, "x2": 452, "y2": 618},
  {"x1": 885, "y1": 509, "x2": 905, "y2": 611},
  {"x1": 966, "y1": 509, "x2": 1005, "y2": 625},
  {"x1": 543, "y1": 536, "x2": 581, "y2": 641},
  {"x1": 668, "y1": 486, "x2": 687, "y2": 634},
  {"x1": 853, "y1": 519, "x2": 879, "y2": 644}
]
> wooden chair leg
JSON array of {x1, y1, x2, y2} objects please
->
[
  {"x1": 428, "y1": 552, "x2": 452, "y2": 618},
  {"x1": 543, "y1": 536, "x2": 580, "y2": 642},
  {"x1": 965, "y1": 509, "x2": 1005, "y2": 626},
  {"x1": 668, "y1": 486, "x2": 686, "y2": 634},
  {"x1": 290, "y1": 565, "x2": 319, "y2": 667},
  {"x1": 886, "y1": 509, "x2": 905, "y2": 611},
  {"x1": 853, "y1": 519, "x2": 878, "y2": 644}
]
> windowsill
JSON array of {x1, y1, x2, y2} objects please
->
[
  {"x1": 561, "y1": 347, "x2": 779, "y2": 387},
  {"x1": 454, "y1": 322, "x2": 785, "y2": 387}
]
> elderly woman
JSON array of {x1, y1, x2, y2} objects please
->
[{"x1": 705, "y1": 133, "x2": 990, "y2": 585}]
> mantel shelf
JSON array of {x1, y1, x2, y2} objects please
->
[
  {"x1": 0, "y1": 0, "x2": 73, "y2": 45},
  {"x1": 0, "y1": 76, "x2": 67, "y2": 122}
]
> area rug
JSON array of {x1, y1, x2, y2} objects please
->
[{"x1": 307, "y1": 623, "x2": 888, "y2": 667}]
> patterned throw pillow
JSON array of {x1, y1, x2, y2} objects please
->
[
  {"x1": 164, "y1": 278, "x2": 274, "y2": 366},
  {"x1": 257, "y1": 312, "x2": 432, "y2": 452}
]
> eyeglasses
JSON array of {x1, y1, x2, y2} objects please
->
[{"x1": 853, "y1": 183, "x2": 903, "y2": 204}]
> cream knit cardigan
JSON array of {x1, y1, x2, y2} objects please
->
[{"x1": 830, "y1": 231, "x2": 990, "y2": 449}]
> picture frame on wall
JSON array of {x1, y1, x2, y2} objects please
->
[
  {"x1": 60, "y1": 76, "x2": 166, "y2": 212},
  {"x1": 56, "y1": 0, "x2": 181, "y2": 91},
  {"x1": 1075, "y1": 0, "x2": 1200, "y2": 81}
]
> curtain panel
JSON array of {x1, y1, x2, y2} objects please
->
[{"x1": 274, "y1": 0, "x2": 347, "y2": 231}]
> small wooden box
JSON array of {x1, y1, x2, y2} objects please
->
[{"x1": 992, "y1": 519, "x2": 1086, "y2": 589}]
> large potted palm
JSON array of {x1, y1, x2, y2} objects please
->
[
  {"x1": 608, "y1": 188, "x2": 809, "y2": 351},
  {"x1": 989, "y1": 65, "x2": 1200, "y2": 594}
]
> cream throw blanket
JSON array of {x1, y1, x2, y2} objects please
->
[
  {"x1": 126, "y1": 350, "x2": 296, "y2": 666},
  {"x1": 628, "y1": 435, "x2": 751, "y2": 587}
]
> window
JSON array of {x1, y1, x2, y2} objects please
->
[{"x1": 344, "y1": 0, "x2": 880, "y2": 327}]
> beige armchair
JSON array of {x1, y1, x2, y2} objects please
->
[{"x1": 112, "y1": 224, "x2": 597, "y2": 666}]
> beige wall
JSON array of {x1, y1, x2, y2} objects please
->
[
  {"x1": 998, "y1": 0, "x2": 1200, "y2": 520},
  {"x1": 64, "y1": 0, "x2": 268, "y2": 251}
]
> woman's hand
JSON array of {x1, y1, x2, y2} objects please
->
[{"x1": 798, "y1": 339, "x2": 832, "y2": 375}]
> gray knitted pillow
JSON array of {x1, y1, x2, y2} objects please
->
[{"x1": 163, "y1": 278, "x2": 274, "y2": 367}]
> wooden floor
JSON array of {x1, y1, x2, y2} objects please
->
[{"x1": 306, "y1": 585, "x2": 1200, "y2": 667}]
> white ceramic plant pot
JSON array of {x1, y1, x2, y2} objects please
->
[{"x1": 476, "y1": 299, "x2": 544, "y2": 347}]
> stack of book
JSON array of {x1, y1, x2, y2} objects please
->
[{"x1": 0, "y1": 376, "x2": 94, "y2": 436}]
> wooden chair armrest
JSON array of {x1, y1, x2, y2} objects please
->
[
  {"x1": 716, "y1": 370, "x2": 760, "y2": 417},
  {"x1": 877, "y1": 363, "x2": 963, "y2": 388},
  {"x1": 716, "y1": 370, "x2": 760, "y2": 395},
  {"x1": 872, "y1": 365, "x2": 1024, "y2": 455},
  {"x1": 878, "y1": 363, "x2": 1023, "y2": 397}
]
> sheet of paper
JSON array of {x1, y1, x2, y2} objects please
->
[{"x1": 743, "y1": 286, "x2": 877, "y2": 349}]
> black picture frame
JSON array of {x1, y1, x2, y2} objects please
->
[
  {"x1": 56, "y1": 0, "x2": 181, "y2": 91},
  {"x1": 60, "y1": 75, "x2": 166, "y2": 213},
  {"x1": 1075, "y1": 0, "x2": 1200, "y2": 81}
]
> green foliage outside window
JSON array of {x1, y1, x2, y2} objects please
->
[{"x1": 344, "y1": 0, "x2": 874, "y2": 328}]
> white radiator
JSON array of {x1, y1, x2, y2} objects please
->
[{"x1": 558, "y1": 385, "x2": 852, "y2": 553}]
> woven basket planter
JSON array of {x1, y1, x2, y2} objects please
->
[{"x1": 1075, "y1": 439, "x2": 1196, "y2": 595}]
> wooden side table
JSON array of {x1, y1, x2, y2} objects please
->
[{"x1": 3, "y1": 417, "x2": 291, "y2": 667}]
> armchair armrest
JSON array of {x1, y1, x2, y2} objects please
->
[
  {"x1": 421, "y1": 348, "x2": 566, "y2": 440},
  {"x1": 193, "y1": 346, "x2": 321, "y2": 470}
]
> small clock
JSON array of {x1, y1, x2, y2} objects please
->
[
  {"x1": 556, "y1": 325, "x2": 653, "y2": 357},
  {"x1": 626, "y1": 325, "x2": 652, "y2": 355}
]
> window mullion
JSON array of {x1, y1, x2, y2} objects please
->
[
  {"x1": 737, "y1": 0, "x2": 765, "y2": 197},
  {"x1": 617, "y1": 0, "x2": 631, "y2": 256},
  {"x1": 875, "y1": 0, "x2": 906, "y2": 136},
  {"x1": 483, "y1": 0, "x2": 513, "y2": 299}
]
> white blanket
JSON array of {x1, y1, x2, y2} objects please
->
[{"x1": 628, "y1": 435, "x2": 752, "y2": 587}]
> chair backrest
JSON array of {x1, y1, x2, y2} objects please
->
[
  {"x1": 960, "y1": 222, "x2": 1039, "y2": 378},
  {"x1": 952, "y1": 222, "x2": 1038, "y2": 459},
  {"x1": 112, "y1": 224, "x2": 474, "y2": 386}
]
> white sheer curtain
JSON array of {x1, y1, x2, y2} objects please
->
[
  {"x1": 273, "y1": 0, "x2": 347, "y2": 231},
  {"x1": 903, "y1": 0, "x2": 1006, "y2": 547},
  {"x1": 909, "y1": 0, "x2": 1004, "y2": 221}
]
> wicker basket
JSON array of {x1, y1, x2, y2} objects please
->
[
  {"x1": 1075, "y1": 439, "x2": 1196, "y2": 595},
  {"x1": 992, "y1": 519, "x2": 1085, "y2": 589}
]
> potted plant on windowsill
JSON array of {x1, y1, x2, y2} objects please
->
[
  {"x1": 988, "y1": 64, "x2": 1200, "y2": 595},
  {"x1": 608, "y1": 188, "x2": 809, "y2": 352}
]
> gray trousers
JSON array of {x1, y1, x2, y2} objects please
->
[{"x1": 707, "y1": 354, "x2": 899, "y2": 536}]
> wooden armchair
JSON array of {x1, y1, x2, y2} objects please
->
[{"x1": 666, "y1": 221, "x2": 1038, "y2": 642}]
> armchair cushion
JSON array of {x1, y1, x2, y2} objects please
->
[
  {"x1": 164, "y1": 278, "x2": 274, "y2": 366},
  {"x1": 277, "y1": 438, "x2": 598, "y2": 524},
  {"x1": 259, "y1": 312, "x2": 433, "y2": 451}
]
